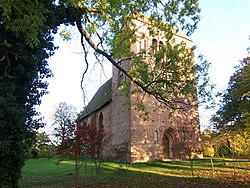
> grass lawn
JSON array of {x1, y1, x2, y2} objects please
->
[{"x1": 20, "y1": 158, "x2": 250, "y2": 188}]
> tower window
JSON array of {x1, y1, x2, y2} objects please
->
[
  {"x1": 117, "y1": 72, "x2": 123, "y2": 88},
  {"x1": 152, "y1": 38, "x2": 157, "y2": 53},
  {"x1": 159, "y1": 41, "x2": 163, "y2": 50},
  {"x1": 144, "y1": 38, "x2": 147, "y2": 51},
  {"x1": 99, "y1": 112, "x2": 104, "y2": 132},
  {"x1": 154, "y1": 130, "x2": 159, "y2": 142},
  {"x1": 139, "y1": 38, "x2": 144, "y2": 50}
]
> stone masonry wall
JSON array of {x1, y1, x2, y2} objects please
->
[
  {"x1": 130, "y1": 92, "x2": 201, "y2": 163},
  {"x1": 110, "y1": 60, "x2": 132, "y2": 162}
]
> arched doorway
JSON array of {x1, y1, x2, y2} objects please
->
[{"x1": 162, "y1": 128, "x2": 179, "y2": 159}]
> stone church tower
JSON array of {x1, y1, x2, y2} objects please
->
[{"x1": 77, "y1": 15, "x2": 202, "y2": 163}]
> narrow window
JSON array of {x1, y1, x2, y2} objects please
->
[
  {"x1": 117, "y1": 72, "x2": 123, "y2": 88},
  {"x1": 97, "y1": 112, "x2": 104, "y2": 158},
  {"x1": 99, "y1": 112, "x2": 104, "y2": 132},
  {"x1": 154, "y1": 130, "x2": 158, "y2": 142},
  {"x1": 152, "y1": 38, "x2": 157, "y2": 53},
  {"x1": 143, "y1": 130, "x2": 147, "y2": 144},
  {"x1": 144, "y1": 38, "x2": 147, "y2": 51},
  {"x1": 159, "y1": 41, "x2": 163, "y2": 50},
  {"x1": 139, "y1": 39, "x2": 144, "y2": 50}
]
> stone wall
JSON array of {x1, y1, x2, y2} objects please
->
[
  {"x1": 110, "y1": 60, "x2": 132, "y2": 162},
  {"x1": 78, "y1": 15, "x2": 201, "y2": 163},
  {"x1": 129, "y1": 92, "x2": 201, "y2": 162}
]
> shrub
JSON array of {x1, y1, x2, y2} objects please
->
[
  {"x1": 203, "y1": 146, "x2": 214, "y2": 157},
  {"x1": 31, "y1": 149, "x2": 39, "y2": 159},
  {"x1": 38, "y1": 148, "x2": 55, "y2": 159}
]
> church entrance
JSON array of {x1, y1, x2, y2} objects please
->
[{"x1": 162, "y1": 128, "x2": 178, "y2": 159}]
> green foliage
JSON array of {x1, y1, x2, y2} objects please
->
[
  {"x1": 0, "y1": 0, "x2": 47, "y2": 48},
  {"x1": 211, "y1": 57, "x2": 250, "y2": 131},
  {"x1": 31, "y1": 149, "x2": 39, "y2": 159},
  {"x1": 0, "y1": 0, "x2": 62, "y2": 186},
  {"x1": 52, "y1": 102, "x2": 78, "y2": 146},
  {"x1": 0, "y1": 0, "x2": 212, "y2": 186},
  {"x1": 30, "y1": 132, "x2": 56, "y2": 159},
  {"x1": 228, "y1": 131, "x2": 250, "y2": 157},
  {"x1": 195, "y1": 55, "x2": 215, "y2": 108},
  {"x1": 62, "y1": 0, "x2": 213, "y2": 115},
  {"x1": 203, "y1": 146, "x2": 214, "y2": 157},
  {"x1": 37, "y1": 148, "x2": 55, "y2": 159},
  {"x1": 209, "y1": 48, "x2": 250, "y2": 159},
  {"x1": 202, "y1": 130, "x2": 250, "y2": 158},
  {"x1": 60, "y1": 28, "x2": 72, "y2": 41},
  {"x1": 201, "y1": 130, "x2": 216, "y2": 157}
]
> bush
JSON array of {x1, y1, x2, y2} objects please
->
[
  {"x1": 38, "y1": 148, "x2": 55, "y2": 159},
  {"x1": 203, "y1": 146, "x2": 214, "y2": 157},
  {"x1": 31, "y1": 149, "x2": 39, "y2": 159}
]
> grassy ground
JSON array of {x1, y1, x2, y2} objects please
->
[{"x1": 20, "y1": 158, "x2": 250, "y2": 188}]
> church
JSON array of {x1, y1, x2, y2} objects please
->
[{"x1": 77, "y1": 15, "x2": 202, "y2": 163}]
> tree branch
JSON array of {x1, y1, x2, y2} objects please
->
[
  {"x1": 75, "y1": 19, "x2": 195, "y2": 111},
  {"x1": 80, "y1": 35, "x2": 89, "y2": 107},
  {"x1": 83, "y1": 8, "x2": 101, "y2": 13}
]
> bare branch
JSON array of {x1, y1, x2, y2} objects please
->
[
  {"x1": 75, "y1": 20, "x2": 195, "y2": 112},
  {"x1": 0, "y1": 52, "x2": 7, "y2": 62},
  {"x1": 80, "y1": 35, "x2": 89, "y2": 107},
  {"x1": 76, "y1": 20, "x2": 136, "y2": 83},
  {"x1": 0, "y1": 51, "x2": 15, "y2": 80},
  {"x1": 83, "y1": 8, "x2": 101, "y2": 13}
]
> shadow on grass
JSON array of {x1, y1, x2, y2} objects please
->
[
  {"x1": 20, "y1": 168, "x2": 246, "y2": 188},
  {"x1": 103, "y1": 170, "x2": 245, "y2": 188},
  {"x1": 128, "y1": 160, "x2": 193, "y2": 171},
  {"x1": 133, "y1": 159, "x2": 250, "y2": 171},
  {"x1": 20, "y1": 158, "x2": 249, "y2": 188}
]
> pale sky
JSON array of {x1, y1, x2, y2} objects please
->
[
  {"x1": 191, "y1": 0, "x2": 250, "y2": 129},
  {"x1": 38, "y1": 0, "x2": 250, "y2": 132}
]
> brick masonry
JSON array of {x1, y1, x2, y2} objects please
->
[
  {"x1": 78, "y1": 16, "x2": 202, "y2": 163},
  {"x1": 78, "y1": 63, "x2": 202, "y2": 163}
]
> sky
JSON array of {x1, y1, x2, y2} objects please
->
[
  {"x1": 38, "y1": 0, "x2": 250, "y2": 132},
  {"x1": 191, "y1": 0, "x2": 250, "y2": 129}
]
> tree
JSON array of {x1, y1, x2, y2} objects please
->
[
  {"x1": 0, "y1": 0, "x2": 213, "y2": 186},
  {"x1": 211, "y1": 55, "x2": 250, "y2": 158},
  {"x1": 200, "y1": 129, "x2": 215, "y2": 157},
  {"x1": 31, "y1": 132, "x2": 56, "y2": 159},
  {"x1": 52, "y1": 102, "x2": 78, "y2": 146},
  {"x1": 52, "y1": 0, "x2": 212, "y2": 116},
  {"x1": 0, "y1": 0, "x2": 63, "y2": 186},
  {"x1": 211, "y1": 57, "x2": 250, "y2": 131},
  {"x1": 56, "y1": 121, "x2": 105, "y2": 183}
]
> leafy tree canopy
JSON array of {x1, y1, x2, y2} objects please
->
[
  {"x1": 0, "y1": 0, "x2": 214, "y2": 186},
  {"x1": 211, "y1": 57, "x2": 250, "y2": 132},
  {"x1": 210, "y1": 50, "x2": 250, "y2": 158},
  {"x1": 56, "y1": 0, "x2": 212, "y2": 114},
  {"x1": 0, "y1": 0, "x2": 62, "y2": 186},
  {"x1": 52, "y1": 102, "x2": 78, "y2": 146}
]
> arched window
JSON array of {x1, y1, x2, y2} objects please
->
[
  {"x1": 117, "y1": 71, "x2": 123, "y2": 89},
  {"x1": 139, "y1": 38, "x2": 144, "y2": 50},
  {"x1": 99, "y1": 112, "x2": 104, "y2": 132},
  {"x1": 152, "y1": 38, "x2": 157, "y2": 53},
  {"x1": 96, "y1": 112, "x2": 104, "y2": 158},
  {"x1": 159, "y1": 41, "x2": 163, "y2": 50},
  {"x1": 154, "y1": 130, "x2": 158, "y2": 142},
  {"x1": 144, "y1": 38, "x2": 147, "y2": 50}
]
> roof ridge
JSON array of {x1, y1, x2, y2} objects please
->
[{"x1": 78, "y1": 78, "x2": 112, "y2": 120}]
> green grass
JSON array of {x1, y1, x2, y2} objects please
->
[{"x1": 20, "y1": 158, "x2": 250, "y2": 188}]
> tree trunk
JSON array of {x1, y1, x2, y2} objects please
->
[
  {"x1": 190, "y1": 160, "x2": 194, "y2": 178},
  {"x1": 210, "y1": 157, "x2": 214, "y2": 178}
]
